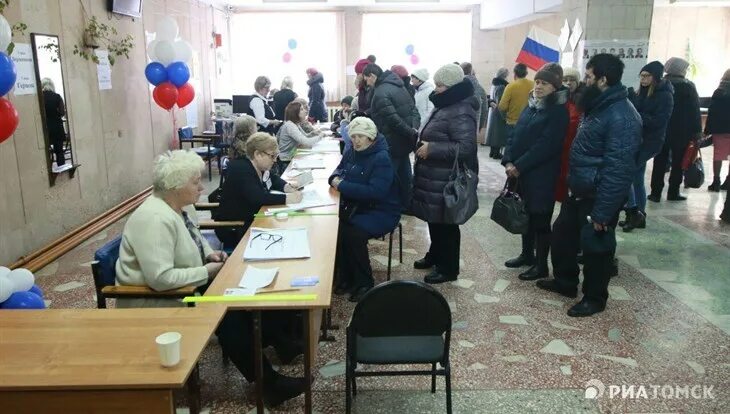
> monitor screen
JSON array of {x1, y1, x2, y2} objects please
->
[
  {"x1": 232, "y1": 95, "x2": 253, "y2": 115},
  {"x1": 109, "y1": 0, "x2": 143, "y2": 18}
]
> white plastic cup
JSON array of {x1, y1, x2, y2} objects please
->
[
  {"x1": 275, "y1": 212, "x2": 289, "y2": 221},
  {"x1": 155, "y1": 331, "x2": 182, "y2": 367}
]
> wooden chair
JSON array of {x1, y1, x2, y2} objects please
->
[{"x1": 178, "y1": 126, "x2": 223, "y2": 181}]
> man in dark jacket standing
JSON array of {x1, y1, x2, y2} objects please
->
[
  {"x1": 461, "y1": 62, "x2": 489, "y2": 137},
  {"x1": 537, "y1": 54, "x2": 641, "y2": 317},
  {"x1": 363, "y1": 64, "x2": 420, "y2": 209},
  {"x1": 648, "y1": 57, "x2": 702, "y2": 202}
]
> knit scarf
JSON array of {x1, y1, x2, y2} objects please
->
[{"x1": 181, "y1": 211, "x2": 207, "y2": 264}]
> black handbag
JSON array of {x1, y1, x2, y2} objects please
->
[
  {"x1": 684, "y1": 148, "x2": 705, "y2": 189},
  {"x1": 491, "y1": 179, "x2": 529, "y2": 234},
  {"x1": 442, "y1": 146, "x2": 479, "y2": 225}
]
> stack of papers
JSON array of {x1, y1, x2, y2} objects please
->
[
  {"x1": 223, "y1": 265, "x2": 279, "y2": 296},
  {"x1": 267, "y1": 188, "x2": 335, "y2": 214},
  {"x1": 310, "y1": 140, "x2": 340, "y2": 152},
  {"x1": 292, "y1": 158, "x2": 326, "y2": 169},
  {"x1": 243, "y1": 227, "x2": 312, "y2": 261}
]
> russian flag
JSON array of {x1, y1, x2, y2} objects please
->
[{"x1": 516, "y1": 26, "x2": 560, "y2": 71}]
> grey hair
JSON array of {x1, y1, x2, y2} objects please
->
[
  {"x1": 281, "y1": 76, "x2": 293, "y2": 90},
  {"x1": 232, "y1": 114, "x2": 257, "y2": 158},
  {"x1": 496, "y1": 68, "x2": 509, "y2": 80},
  {"x1": 152, "y1": 150, "x2": 204, "y2": 193},
  {"x1": 41, "y1": 78, "x2": 55, "y2": 92},
  {"x1": 254, "y1": 76, "x2": 271, "y2": 92}
]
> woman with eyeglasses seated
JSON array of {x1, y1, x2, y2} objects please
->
[
  {"x1": 116, "y1": 150, "x2": 306, "y2": 407},
  {"x1": 329, "y1": 117, "x2": 401, "y2": 302},
  {"x1": 277, "y1": 100, "x2": 324, "y2": 171},
  {"x1": 215, "y1": 133, "x2": 303, "y2": 248}
]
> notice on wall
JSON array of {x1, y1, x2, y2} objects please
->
[
  {"x1": 95, "y1": 50, "x2": 112, "y2": 90},
  {"x1": 583, "y1": 39, "x2": 649, "y2": 87},
  {"x1": 11, "y1": 43, "x2": 37, "y2": 95}
]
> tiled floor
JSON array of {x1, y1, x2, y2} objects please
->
[{"x1": 31, "y1": 148, "x2": 729, "y2": 413}]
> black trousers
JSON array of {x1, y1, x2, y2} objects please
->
[
  {"x1": 51, "y1": 134, "x2": 65, "y2": 166},
  {"x1": 651, "y1": 138, "x2": 687, "y2": 195},
  {"x1": 425, "y1": 223, "x2": 461, "y2": 277},
  {"x1": 550, "y1": 196, "x2": 619, "y2": 305},
  {"x1": 520, "y1": 210, "x2": 554, "y2": 254},
  {"x1": 336, "y1": 220, "x2": 373, "y2": 288}
]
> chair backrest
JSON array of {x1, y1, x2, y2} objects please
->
[
  {"x1": 92, "y1": 236, "x2": 123, "y2": 288},
  {"x1": 350, "y1": 280, "x2": 451, "y2": 338},
  {"x1": 178, "y1": 126, "x2": 194, "y2": 140}
]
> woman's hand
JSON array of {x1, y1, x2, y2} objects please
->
[
  {"x1": 286, "y1": 191, "x2": 303, "y2": 204},
  {"x1": 205, "y1": 262, "x2": 224, "y2": 279},
  {"x1": 206, "y1": 251, "x2": 228, "y2": 263},
  {"x1": 505, "y1": 163, "x2": 520, "y2": 178},
  {"x1": 415, "y1": 142, "x2": 429, "y2": 159},
  {"x1": 331, "y1": 177, "x2": 342, "y2": 189},
  {"x1": 284, "y1": 183, "x2": 298, "y2": 193}
]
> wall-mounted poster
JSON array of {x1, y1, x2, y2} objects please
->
[{"x1": 583, "y1": 39, "x2": 649, "y2": 87}]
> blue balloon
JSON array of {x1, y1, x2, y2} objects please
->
[
  {"x1": 29, "y1": 284, "x2": 43, "y2": 298},
  {"x1": 0, "y1": 52, "x2": 17, "y2": 97},
  {"x1": 0, "y1": 291, "x2": 45, "y2": 309},
  {"x1": 288, "y1": 38, "x2": 297, "y2": 50},
  {"x1": 145, "y1": 62, "x2": 168, "y2": 86},
  {"x1": 405, "y1": 44, "x2": 415, "y2": 56},
  {"x1": 166, "y1": 61, "x2": 190, "y2": 88}
]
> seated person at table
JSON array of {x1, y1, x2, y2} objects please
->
[
  {"x1": 232, "y1": 114, "x2": 257, "y2": 156},
  {"x1": 116, "y1": 150, "x2": 306, "y2": 406},
  {"x1": 215, "y1": 133, "x2": 303, "y2": 248},
  {"x1": 277, "y1": 101, "x2": 324, "y2": 169},
  {"x1": 329, "y1": 117, "x2": 401, "y2": 302},
  {"x1": 293, "y1": 97, "x2": 317, "y2": 134}
]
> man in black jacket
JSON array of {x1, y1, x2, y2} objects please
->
[
  {"x1": 363, "y1": 64, "x2": 420, "y2": 209},
  {"x1": 537, "y1": 54, "x2": 641, "y2": 317}
]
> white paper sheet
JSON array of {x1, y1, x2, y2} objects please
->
[
  {"x1": 243, "y1": 227, "x2": 312, "y2": 261},
  {"x1": 95, "y1": 50, "x2": 112, "y2": 90},
  {"x1": 11, "y1": 44, "x2": 37, "y2": 96},
  {"x1": 238, "y1": 266, "x2": 279, "y2": 289},
  {"x1": 266, "y1": 188, "x2": 335, "y2": 214},
  {"x1": 224, "y1": 288, "x2": 256, "y2": 296},
  {"x1": 311, "y1": 139, "x2": 340, "y2": 152},
  {"x1": 291, "y1": 158, "x2": 326, "y2": 169}
]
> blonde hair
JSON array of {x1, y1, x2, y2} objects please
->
[
  {"x1": 281, "y1": 76, "x2": 293, "y2": 89},
  {"x1": 153, "y1": 150, "x2": 204, "y2": 193},
  {"x1": 245, "y1": 132, "x2": 278, "y2": 159},
  {"x1": 232, "y1": 114, "x2": 257, "y2": 158},
  {"x1": 41, "y1": 78, "x2": 55, "y2": 92}
]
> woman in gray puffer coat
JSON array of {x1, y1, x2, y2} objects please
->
[{"x1": 411, "y1": 63, "x2": 479, "y2": 284}]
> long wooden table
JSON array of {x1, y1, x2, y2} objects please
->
[
  {"x1": 203, "y1": 148, "x2": 342, "y2": 413},
  {"x1": 0, "y1": 307, "x2": 226, "y2": 414}
]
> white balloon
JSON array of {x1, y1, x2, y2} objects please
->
[
  {"x1": 156, "y1": 16, "x2": 179, "y2": 42},
  {"x1": 8, "y1": 268, "x2": 34, "y2": 293},
  {"x1": 155, "y1": 40, "x2": 176, "y2": 66},
  {"x1": 147, "y1": 39, "x2": 159, "y2": 62},
  {"x1": 0, "y1": 15, "x2": 11, "y2": 53},
  {"x1": 0, "y1": 266, "x2": 10, "y2": 278},
  {"x1": 173, "y1": 40, "x2": 192, "y2": 63},
  {"x1": 0, "y1": 275, "x2": 13, "y2": 303}
]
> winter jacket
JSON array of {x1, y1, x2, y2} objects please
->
[
  {"x1": 665, "y1": 75, "x2": 702, "y2": 146},
  {"x1": 499, "y1": 78, "x2": 534, "y2": 125},
  {"x1": 277, "y1": 120, "x2": 322, "y2": 161},
  {"x1": 632, "y1": 79, "x2": 674, "y2": 163},
  {"x1": 273, "y1": 88, "x2": 297, "y2": 121},
  {"x1": 415, "y1": 80, "x2": 435, "y2": 129},
  {"x1": 555, "y1": 84, "x2": 584, "y2": 202},
  {"x1": 307, "y1": 73, "x2": 328, "y2": 122},
  {"x1": 402, "y1": 75, "x2": 416, "y2": 100},
  {"x1": 368, "y1": 70, "x2": 421, "y2": 157},
  {"x1": 503, "y1": 88, "x2": 569, "y2": 213},
  {"x1": 411, "y1": 79, "x2": 479, "y2": 224},
  {"x1": 485, "y1": 77, "x2": 509, "y2": 148},
  {"x1": 704, "y1": 87, "x2": 730, "y2": 135},
  {"x1": 568, "y1": 84, "x2": 642, "y2": 224},
  {"x1": 329, "y1": 134, "x2": 401, "y2": 237},
  {"x1": 466, "y1": 74, "x2": 489, "y2": 129}
]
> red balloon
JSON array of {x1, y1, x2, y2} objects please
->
[
  {"x1": 153, "y1": 81, "x2": 178, "y2": 110},
  {"x1": 0, "y1": 98, "x2": 19, "y2": 143},
  {"x1": 176, "y1": 83, "x2": 195, "y2": 108}
]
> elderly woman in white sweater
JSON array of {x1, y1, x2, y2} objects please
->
[
  {"x1": 276, "y1": 100, "x2": 323, "y2": 169},
  {"x1": 115, "y1": 150, "x2": 306, "y2": 406}
]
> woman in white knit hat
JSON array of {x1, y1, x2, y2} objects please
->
[
  {"x1": 411, "y1": 63, "x2": 479, "y2": 284},
  {"x1": 412, "y1": 68, "x2": 435, "y2": 129}
]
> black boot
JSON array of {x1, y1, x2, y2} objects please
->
[
  {"x1": 647, "y1": 193, "x2": 661, "y2": 203},
  {"x1": 708, "y1": 178, "x2": 721, "y2": 192},
  {"x1": 262, "y1": 364, "x2": 308, "y2": 407},
  {"x1": 414, "y1": 255, "x2": 435, "y2": 269},
  {"x1": 424, "y1": 269, "x2": 457, "y2": 284},
  {"x1": 721, "y1": 176, "x2": 729, "y2": 190},
  {"x1": 519, "y1": 233, "x2": 550, "y2": 281},
  {"x1": 622, "y1": 209, "x2": 646, "y2": 232},
  {"x1": 505, "y1": 233, "x2": 535, "y2": 268},
  {"x1": 667, "y1": 188, "x2": 687, "y2": 201}
]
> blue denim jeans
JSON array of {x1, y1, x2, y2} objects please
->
[
  {"x1": 390, "y1": 155, "x2": 413, "y2": 210},
  {"x1": 626, "y1": 161, "x2": 648, "y2": 212}
]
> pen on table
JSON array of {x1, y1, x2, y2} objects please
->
[{"x1": 256, "y1": 288, "x2": 301, "y2": 294}]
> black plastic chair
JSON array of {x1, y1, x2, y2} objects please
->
[
  {"x1": 346, "y1": 280, "x2": 452, "y2": 413},
  {"x1": 178, "y1": 126, "x2": 222, "y2": 181}
]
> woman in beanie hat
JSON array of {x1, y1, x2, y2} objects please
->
[
  {"x1": 555, "y1": 67, "x2": 585, "y2": 203},
  {"x1": 621, "y1": 61, "x2": 674, "y2": 231},
  {"x1": 352, "y1": 58, "x2": 372, "y2": 113},
  {"x1": 484, "y1": 67, "x2": 510, "y2": 158},
  {"x1": 305, "y1": 68, "x2": 328, "y2": 123},
  {"x1": 329, "y1": 117, "x2": 401, "y2": 301},
  {"x1": 411, "y1": 63, "x2": 479, "y2": 284},
  {"x1": 649, "y1": 57, "x2": 702, "y2": 202},
  {"x1": 705, "y1": 68, "x2": 730, "y2": 192},
  {"x1": 412, "y1": 68, "x2": 435, "y2": 129},
  {"x1": 502, "y1": 62, "x2": 569, "y2": 281},
  {"x1": 392, "y1": 65, "x2": 415, "y2": 99}
]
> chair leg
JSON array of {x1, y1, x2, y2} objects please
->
[
  {"x1": 188, "y1": 362, "x2": 201, "y2": 414},
  {"x1": 221, "y1": 346, "x2": 229, "y2": 366},
  {"x1": 387, "y1": 231, "x2": 393, "y2": 281},
  {"x1": 398, "y1": 223, "x2": 403, "y2": 264},
  {"x1": 352, "y1": 366, "x2": 358, "y2": 397},
  {"x1": 431, "y1": 362, "x2": 437, "y2": 393},
  {"x1": 345, "y1": 354, "x2": 352, "y2": 413},
  {"x1": 208, "y1": 158, "x2": 213, "y2": 182},
  {"x1": 445, "y1": 363, "x2": 452, "y2": 414}
]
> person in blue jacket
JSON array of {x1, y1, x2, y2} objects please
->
[
  {"x1": 329, "y1": 117, "x2": 401, "y2": 302},
  {"x1": 537, "y1": 54, "x2": 641, "y2": 317}
]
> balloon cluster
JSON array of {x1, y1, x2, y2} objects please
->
[
  {"x1": 0, "y1": 15, "x2": 19, "y2": 144},
  {"x1": 282, "y1": 38, "x2": 297, "y2": 64},
  {"x1": 405, "y1": 44, "x2": 419, "y2": 65},
  {"x1": 145, "y1": 17, "x2": 194, "y2": 111},
  {"x1": 0, "y1": 266, "x2": 46, "y2": 310}
]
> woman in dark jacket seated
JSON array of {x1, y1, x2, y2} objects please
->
[
  {"x1": 502, "y1": 63, "x2": 569, "y2": 281},
  {"x1": 215, "y1": 133, "x2": 303, "y2": 248},
  {"x1": 329, "y1": 117, "x2": 401, "y2": 302},
  {"x1": 411, "y1": 64, "x2": 479, "y2": 284}
]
